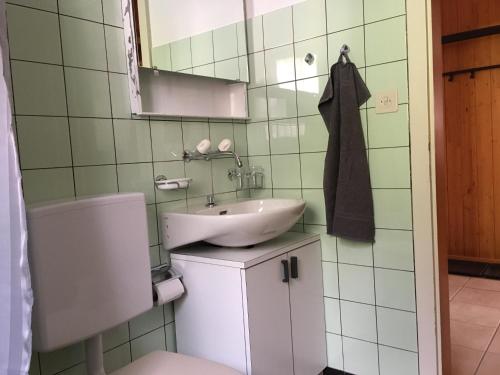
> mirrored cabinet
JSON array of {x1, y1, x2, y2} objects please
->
[{"x1": 122, "y1": 0, "x2": 249, "y2": 118}]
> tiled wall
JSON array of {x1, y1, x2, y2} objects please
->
[
  {"x1": 4, "y1": 1, "x2": 248, "y2": 374},
  {"x1": 152, "y1": 21, "x2": 250, "y2": 81},
  {"x1": 244, "y1": 0, "x2": 418, "y2": 374}
]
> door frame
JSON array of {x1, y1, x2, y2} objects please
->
[{"x1": 407, "y1": 0, "x2": 450, "y2": 374}]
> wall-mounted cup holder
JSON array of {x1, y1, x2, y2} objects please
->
[{"x1": 304, "y1": 53, "x2": 315, "y2": 65}]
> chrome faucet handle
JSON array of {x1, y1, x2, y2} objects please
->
[{"x1": 206, "y1": 194, "x2": 216, "y2": 207}]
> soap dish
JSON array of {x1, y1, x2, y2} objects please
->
[{"x1": 155, "y1": 175, "x2": 192, "y2": 190}]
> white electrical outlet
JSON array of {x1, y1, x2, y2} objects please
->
[{"x1": 375, "y1": 90, "x2": 398, "y2": 113}]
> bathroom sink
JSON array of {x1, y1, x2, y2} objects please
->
[{"x1": 161, "y1": 199, "x2": 306, "y2": 250}]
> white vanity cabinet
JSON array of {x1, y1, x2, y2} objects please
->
[{"x1": 171, "y1": 232, "x2": 327, "y2": 375}]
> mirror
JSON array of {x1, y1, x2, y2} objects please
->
[{"x1": 133, "y1": 0, "x2": 249, "y2": 82}]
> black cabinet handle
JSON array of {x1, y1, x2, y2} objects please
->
[
  {"x1": 281, "y1": 260, "x2": 289, "y2": 283},
  {"x1": 290, "y1": 256, "x2": 298, "y2": 279}
]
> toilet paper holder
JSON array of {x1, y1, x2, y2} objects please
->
[{"x1": 151, "y1": 264, "x2": 182, "y2": 285}]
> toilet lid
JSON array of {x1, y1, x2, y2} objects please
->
[{"x1": 110, "y1": 351, "x2": 243, "y2": 375}]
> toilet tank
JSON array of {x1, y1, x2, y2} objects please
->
[{"x1": 27, "y1": 193, "x2": 153, "y2": 352}]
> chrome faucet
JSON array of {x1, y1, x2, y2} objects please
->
[
  {"x1": 183, "y1": 150, "x2": 243, "y2": 168},
  {"x1": 206, "y1": 194, "x2": 216, "y2": 207}
]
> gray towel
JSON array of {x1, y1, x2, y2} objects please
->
[{"x1": 318, "y1": 55, "x2": 374, "y2": 242}]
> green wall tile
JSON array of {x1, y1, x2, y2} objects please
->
[
  {"x1": 102, "y1": 323, "x2": 130, "y2": 351},
  {"x1": 6, "y1": 4, "x2": 61, "y2": 64},
  {"x1": 326, "y1": 333, "x2": 343, "y2": 370},
  {"x1": 265, "y1": 45, "x2": 295, "y2": 85},
  {"x1": 340, "y1": 300, "x2": 377, "y2": 342},
  {"x1": 369, "y1": 147, "x2": 410, "y2": 188},
  {"x1": 213, "y1": 24, "x2": 238, "y2": 61},
  {"x1": 153, "y1": 161, "x2": 186, "y2": 203},
  {"x1": 209, "y1": 122, "x2": 234, "y2": 149},
  {"x1": 74, "y1": 165, "x2": 118, "y2": 196},
  {"x1": 170, "y1": 38, "x2": 192, "y2": 71},
  {"x1": 105, "y1": 25, "x2": 127, "y2": 73},
  {"x1": 269, "y1": 118, "x2": 299, "y2": 154},
  {"x1": 247, "y1": 121, "x2": 270, "y2": 155},
  {"x1": 29, "y1": 353, "x2": 40, "y2": 375},
  {"x1": 293, "y1": 0, "x2": 327, "y2": 42},
  {"x1": 57, "y1": 363, "x2": 86, "y2": 375},
  {"x1": 366, "y1": 60, "x2": 408, "y2": 107},
  {"x1": 246, "y1": 16, "x2": 264, "y2": 53},
  {"x1": 60, "y1": 16, "x2": 107, "y2": 70},
  {"x1": 22, "y1": 168, "x2": 75, "y2": 204},
  {"x1": 322, "y1": 261, "x2": 339, "y2": 298},
  {"x1": 70, "y1": 118, "x2": 115, "y2": 166},
  {"x1": 298, "y1": 115, "x2": 328, "y2": 152},
  {"x1": 191, "y1": 31, "x2": 214, "y2": 67},
  {"x1": 130, "y1": 327, "x2": 166, "y2": 361},
  {"x1": 65, "y1": 67, "x2": 111, "y2": 117},
  {"x1": 152, "y1": 44, "x2": 172, "y2": 71},
  {"x1": 342, "y1": 337, "x2": 379, "y2": 375},
  {"x1": 364, "y1": 0, "x2": 406, "y2": 23},
  {"x1": 248, "y1": 155, "x2": 272, "y2": 189},
  {"x1": 147, "y1": 204, "x2": 159, "y2": 246},
  {"x1": 214, "y1": 58, "x2": 240, "y2": 81},
  {"x1": 271, "y1": 154, "x2": 301, "y2": 188},
  {"x1": 368, "y1": 105, "x2": 409, "y2": 148},
  {"x1": 324, "y1": 297, "x2": 341, "y2": 334},
  {"x1": 109, "y1": 73, "x2": 131, "y2": 118},
  {"x1": 295, "y1": 36, "x2": 328, "y2": 80},
  {"x1": 263, "y1": 7, "x2": 293, "y2": 49},
  {"x1": 248, "y1": 52, "x2": 266, "y2": 88},
  {"x1": 378, "y1": 346, "x2": 418, "y2": 375},
  {"x1": 182, "y1": 121, "x2": 209, "y2": 151},
  {"x1": 212, "y1": 158, "x2": 236, "y2": 193},
  {"x1": 376, "y1": 307, "x2": 417, "y2": 351},
  {"x1": 305, "y1": 224, "x2": 337, "y2": 262},
  {"x1": 7, "y1": 0, "x2": 57, "y2": 12},
  {"x1": 17, "y1": 116, "x2": 71, "y2": 169},
  {"x1": 165, "y1": 322, "x2": 177, "y2": 352},
  {"x1": 267, "y1": 82, "x2": 297, "y2": 120},
  {"x1": 338, "y1": 263, "x2": 375, "y2": 304},
  {"x1": 103, "y1": 343, "x2": 131, "y2": 373},
  {"x1": 103, "y1": 0, "x2": 123, "y2": 27},
  {"x1": 129, "y1": 306, "x2": 165, "y2": 339},
  {"x1": 337, "y1": 237, "x2": 373, "y2": 266},
  {"x1": 237, "y1": 21, "x2": 247, "y2": 56},
  {"x1": 234, "y1": 123, "x2": 248, "y2": 157},
  {"x1": 239, "y1": 56, "x2": 249, "y2": 82},
  {"x1": 375, "y1": 268, "x2": 416, "y2": 311},
  {"x1": 303, "y1": 189, "x2": 325, "y2": 225},
  {"x1": 296, "y1": 75, "x2": 328, "y2": 117},
  {"x1": 11, "y1": 61, "x2": 67, "y2": 116},
  {"x1": 300, "y1": 152, "x2": 324, "y2": 188},
  {"x1": 247, "y1": 87, "x2": 268, "y2": 122},
  {"x1": 365, "y1": 16, "x2": 407, "y2": 66},
  {"x1": 150, "y1": 121, "x2": 183, "y2": 161},
  {"x1": 192, "y1": 63, "x2": 215, "y2": 78},
  {"x1": 326, "y1": 0, "x2": 364, "y2": 33},
  {"x1": 39, "y1": 342, "x2": 84, "y2": 375},
  {"x1": 117, "y1": 163, "x2": 155, "y2": 204},
  {"x1": 114, "y1": 119, "x2": 152, "y2": 163},
  {"x1": 185, "y1": 160, "x2": 212, "y2": 198},
  {"x1": 373, "y1": 189, "x2": 412, "y2": 229},
  {"x1": 328, "y1": 26, "x2": 365, "y2": 67},
  {"x1": 373, "y1": 229, "x2": 414, "y2": 271},
  {"x1": 59, "y1": 0, "x2": 103, "y2": 22}
]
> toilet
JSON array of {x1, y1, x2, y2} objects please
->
[{"x1": 27, "y1": 193, "x2": 241, "y2": 375}]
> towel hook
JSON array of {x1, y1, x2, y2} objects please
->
[{"x1": 340, "y1": 44, "x2": 350, "y2": 55}]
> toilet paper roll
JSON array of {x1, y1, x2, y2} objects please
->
[{"x1": 153, "y1": 278, "x2": 185, "y2": 306}]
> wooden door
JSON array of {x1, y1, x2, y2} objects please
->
[
  {"x1": 288, "y1": 242, "x2": 327, "y2": 375},
  {"x1": 245, "y1": 254, "x2": 294, "y2": 375},
  {"x1": 442, "y1": 0, "x2": 500, "y2": 262}
]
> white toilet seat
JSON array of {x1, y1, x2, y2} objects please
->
[{"x1": 110, "y1": 351, "x2": 243, "y2": 375}]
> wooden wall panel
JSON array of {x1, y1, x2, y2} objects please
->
[{"x1": 442, "y1": 0, "x2": 500, "y2": 262}]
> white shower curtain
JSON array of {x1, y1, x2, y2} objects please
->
[{"x1": 0, "y1": 1, "x2": 33, "y2": 373}]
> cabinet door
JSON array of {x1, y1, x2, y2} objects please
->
[
  {"x1": 245, "y1": 255, "x2": 294, "y2": 375},
  {"x1": 288, "y1": 241, "x2": 327, "y2": 375}
]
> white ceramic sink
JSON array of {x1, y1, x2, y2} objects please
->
[{"x1": 161, "y1": 199, "x2": 306, "y2": 250}]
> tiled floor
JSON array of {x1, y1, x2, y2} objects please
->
[{"x1": 449, "y1": 274, "x2": 500, "y2": 374}]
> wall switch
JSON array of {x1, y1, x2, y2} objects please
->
[{"x1": 375, "y1": 90, "x2": 398, "y2": 113}]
